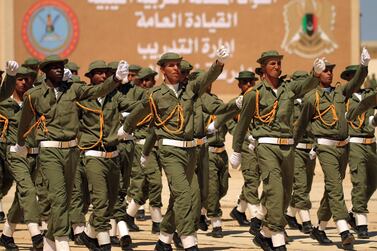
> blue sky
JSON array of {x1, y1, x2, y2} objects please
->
[{"x1": 361, "y1": 0, "x2": 377, "y2": 41}]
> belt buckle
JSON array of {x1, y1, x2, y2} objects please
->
[
  {"x1": 278, "y1": 138, "x2": 289, "y2": 145},
  {"x1": 364, "y1": 138, "x2": 373, "y2": 144},
  {"x1": 60, "y1": 142, "x2": 69, "y2": 148},
  {"x1": 336, "y1": 140, "x2": 346, "y2": 147},
  {"x1": 104, "y1": 152, "x2": 113, "y2": 158}
]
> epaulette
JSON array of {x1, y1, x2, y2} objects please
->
[{"x1": 26, "y1": 85, "x2": 42, "y2": 96}]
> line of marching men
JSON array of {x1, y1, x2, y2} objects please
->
[{"x1": 0, "y1": 45, "x2": 375, "y2": 251}]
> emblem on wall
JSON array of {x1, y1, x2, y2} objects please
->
[
  {"x1": 22, "y1": 0, "x2": 79, "y2": 59},
  {"x1": 281, "y1": 0, "x2": 338, "y2": 58}
]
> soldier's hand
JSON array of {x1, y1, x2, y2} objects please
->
[
  {"x1": 230, "y1": 152, "x2": 241, "y2": 169},
  {"x1": 207, "y1": 121, "x2": 217, "y2": 134},
  {"x1": 117, "y1": 125, "x2": 131, "y2": 140},
  {"x1": 248, "y1": 135, "x2": 256, "y2": 152},
  {"x1": 115, "y1": 60, "x2": 129, "y2": 83},
  {"x1": 309, "y1": 148, "x2": 317, "y2": 160},
  {"x1": 6, "y1": 61, "x2": 19, "y2": 76},
  {"x1": 10, "y1": 144, "x2": 27, "y2": 157},
  {"x1": 313, "y1": 57, "x2": 326, "y2": 74},
  {"x1": 360, "y1": 47, "x2": 371, "y2": 66},
  {"x1": 216, "y1": 45, "x2": 230, "y2": 64},
  {"x1": 236, "y1": 95, "x2": 243, "y2": 109},
  {"x1": 62, "y1": 68, "x2": 72, "y2": 81},
  {"x1": 140, "y1": 153, "x2": 149, "y2": 168}
]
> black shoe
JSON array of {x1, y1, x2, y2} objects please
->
[
  {"x1": 136, "y1": 209, "x2": 146, "y2": 221},
  {"x1": 154, "y1": 240, "x2": 173, "y2": 251},
  {"x1": 273, "y1": 245, "x2": 287, "y2": 251},
  {"x1": 230, "y1": 207, "x2": 249, "y2": 226},
  {"x1": 355, "y1": 225, "x2": 369, "y2": 239},
  {"x1": 0, "y1": 234, "x2": 19, "y2": 251},
  {"x1": 0, "y1": 212, "x2": 5, "y2": 223},
  {"x1": 198, "y1": 215, "x2": 208, "y2": 231},
  {"x1": 284, "y1": 214, "x2": 301, "y2": 230},
  {"x1": 110, "y1": 236, "x2": 120, "y2": 247},
  {"x1": 300, "y1": 221, "x2": 313, "y2": 234},
  {"x1": 185, "y1": 245, "x2": 199, "y2": 251},
  {"x1": 31, "y1": 234, "x2": 44, "y2": 251},
  {"x1": 173, "y1": 232, "x2": 183, "y2": 249},
  {"x1": 74, "y1": 233, "x2": 85, "y2": 245},
  {"x1": 340, "y1": 230, "x2": 355, "y2": 250},
  {"x1": 125, "y1": 214, "x2": 140, "y2": 232},
  {"x1": 284, "y1": 230, "x2": 292, "y2": 243},
  {"x1": 253, "y1": 232, "x2": 273, "y2": 251},
  {"x1": 79, "y1": 231, "x2": 100, "y2": 250},
  {"x1": 99, "y1": 243, "x2": 111, "y2": 251},
  {"x1": 310, "y1": 227, "x2": 332, "y2": 245},
  {"x1": 211, "y1": 227, "x2": 223, "y2": 238},
  {"x1": 120, "y1": 235, "x2": 133, "y2": 251},
  {"x1": 152, "y1": 222, "x2": 161, "y2": 234},
  {"x1": 347, "y1": 212, "x2": 357, "y2": 230},
  {"x1": 249, "y1": 217, "x2": 262, "y2": 235}
]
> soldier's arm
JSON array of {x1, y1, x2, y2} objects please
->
[
  {"x1": 213, "y1": 110, "x2": 240, "y2": 129},
  {"x1": 188, "y1": 61, "x2": 223, "y2": 97},
  {"x1": 225, "y1": 118, "x2": 237, "y2": 135},
  {"x1": 340, "y1": 65, "x2": 368, "y2": 98},
  {"x1": 118, "y1": 89, "x2": 145, "y2": 112},
  {"x1": 123, "y1": 96, "x2": 152, "y2": 134},
  {"x1": 142, "y1": 128, "x2": 157, "y2": 156},
  {"x1": 75, "y1": 76, "x2": 120, "y2": 100},
  {"x1": 232, "y1": 90, "x2": 256, "y2": 152},
  {"x1": 289, "y1": 74, "x2": 320, "y2": 98},
  {"x1": 347, "y1": 90, "x2": 377, "y2": 121},
  {"x1": 201, "y1": 94, "x2": 239, "y2": 115},
  {"x1": 0, "y1": 75, "x2": 16, "y2": 102},
  {"x1": 294, "y1": 95, "x2": 315, "y2": 143},
  {"x1": 17, "y1": 94, "x2": 35, "y2": 146}
]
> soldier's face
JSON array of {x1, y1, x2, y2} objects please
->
[
  {"x1": 46, "y1": 63, "x2": 64, "y2": 82},
  {"x1": 71, "y1": 70, "x2": 78, "y2": 76},
  {"x1": 141, "y1": 76, "x2": 156, "y2": 89},
  {"x1": 238, "y1": 79, "x2": 253, "y2": 93},
  {"x1": 91, "y1": 69, "x2": 108, "y2": 85},
  {"x1": 319, "y1": 67, "x2": 333, "y2": 86},
  {"x1": 161, "y1": 60, "x2": 181, "y2": 85},
  {"x1": 128, "y1": 71, "x2": 138, "y2": 82},
  {"x1": 15, "y1": 76, "x2": 33, "y2": 94},
  {"x1": 264, "y1": 59, "x2": 282, "y2": 79}
]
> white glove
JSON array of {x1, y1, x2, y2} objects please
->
[
  {"x1": 5, "y1": 61, "x2": 19, "y2": 76},
  {"x1": 230, "y1": 152, "x2": 241, "y2": 169},
  {"x1": 117, "y1": 125, "x2": 130, "y2": 140},
  {"x1": 207, "y1": 121, "x2": 217, "y2": 134},
  {"x1": 235, "y1": 95, "x2": 243, "y2": 109},
  {"x1": 368, "y1": 115, "x2": 377, "y2": 127},
  {"x1": 309, "y1": 148, "x2": 317, "y2": 160},
  {"x1": 360, "y1": 47, "x2": 371, "y2": 66},
  {"x1": 140, "y1": 153, "x2": 149, "y2": 168},
  {"x1": 10, "y1": 144, "x2": 27, "y2": 157},
  {"x1": 248, "y1": 135, "x2": 256, "y2": 152},
  {"x1": 62, "y1": 68, "x2": 72, "y2": 81},
  {"x1": 216, "y1": 45, "x2": 230, "y2": 63},
  {"x1": 313, "y1": 57, "x2": 326, "y2": 74},
  {"x1": 116, "y1": 60, "x2": 129, "y2": 83}
]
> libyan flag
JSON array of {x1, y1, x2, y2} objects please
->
[{"x1": 302, "y1": 13, "x2": 318, "y2": 36}]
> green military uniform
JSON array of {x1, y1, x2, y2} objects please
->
[
  {"x1": 123, "y1": 53, "x2": 223, "y2": 248},
  {"x1": 295, "y1": 64, "x2": 367, "y2": 234},
  {"x1": 17, "y1": 55, "x2": 120, "y2": 241},
  {"x1": 233, "y1": 51, "x2": 319, "y2": 247}
]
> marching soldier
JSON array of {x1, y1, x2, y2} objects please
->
[
  {"x1": 231, "y1": 50, "x2": 321, "y2": 250},
  {"x1": 14, "y1": 55, "x2": 128, "y2": 251},
  {"x1": 294, "y1": 48, "x2": 370, "y2": 249}
]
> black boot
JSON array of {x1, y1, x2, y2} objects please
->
[
  {"x1": 136, "y1": 209, "x2": 146, "y2": 221},
  {"x1": 284, "y1": 214, "x2": 301, "y2": 230},
  {"x1": 110, "y1": 236, "x2": 120, "y2": 246},
  {"x1": 154, "y1": 240, "x2": 173, "y2": 251},
  {"x1": 0, "y1": 234, "x2": 19, "y2": 251},
  {"x1": 79, "y1": 231, "x2": 100, "y2": 250},
  {"x1": 185, "y1": 245, "x2": 199, "y2": 251},
  {"x1": 310, "y1": 227, "x2": 332, "y2": 245},
  {"x1": 253, "y1": 232, "x2": 273, "y2": 251},
  {"x1": 152, "y1": 222, "x2": 161, "y2": 234},
  {"x1": 230, "y1": 207, "x2": 249, "y2": 226},
  {"x1": 173, "y1": 232, "x2": 183, "y2": 249},
  {"x1": 198, "y1": 215, "x2": 208, "y2": 231},
  {"x1": 273, "y1": 245, "x2": 287, "y2": 251},
  {"x1": 31, "y1": 234, "x2": 44, "y2": 251},
  {"x1": 211, "y1": 227, "x2": 223, "y2": 238},
  {"x1": 99, "y1": 243, "x2": 111, "y2": 251},
  {"x1": 300, "y1": 221, "x2": 313, "y2": 234},
  {"x1": 74, "y1": 233, "x2": 85, "y2": 245},
  {"x1": 125, "y1": 214, "x2": 140, "y2": 232},
  {"x1": 355, "y1": 225, "x2": 369, "y2": 239},
  {"x1": 249, "y1": 217, "x2": 262, "y2": 235},
  {"x1": 120, "y1": 235, "x2": 133, "y2": 251},
  {"x1": 0, "y1": 212, "x2": 6, "y2": 223},
  {"x1": 340, "y1": 230, "x2": 355, "y2": 250},
  {"x1": 347, "y1": 212, "x2": 357, "y2": 230}
]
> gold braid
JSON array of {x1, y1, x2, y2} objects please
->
[
  {"x1": 313, "y1": 91, "x2": 339, "y2": 127},
  {"x1": 346, "y1": 99, "x2": 365, "y2": 129},
  {"x1": 254, "y1": 90, "x2": 278, "y2": 125}
]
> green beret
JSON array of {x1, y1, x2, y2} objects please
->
[
  {"x1": 257, "y1": 50, "x2": 284, "y2": 64},
  {"x1": 107, "y1": 61, "x2": 119, "y2": 70},
  {"x1": 39, "y1": 55, "x2": 68, "y2": 72},
  {"x1": 325, "y1": 61, "x2": 336, "y2": 69},
  {"x1": 137, "y1": 67, "x2": 158, "y2": 80},
  {"x1": 235, "y1": 71, "x2": 258, "y2": 81},
  {"x1": 180, "y1": 60, "x2": 193, "y2": 72},
  {"x1": 65, "y1": 62, "x2": 80, "y2": 71},
  {"x1": 22, "y1": 57, "x2": 40, "y2": 67},
  {"x1": 157, "y1": 52, "x2": 182, "y2": 66},
  {"x1": 85, "y1": 60, "x2": 109, "y2": 77},
  {"x1": 290, "y1": 71, "x2": 309, "y2": 81},
  {"x1": 129, "y1": 64, "x2": 142, "y2": 72},
  {"x1": 340, "y1": 65, "x2": 358, "y2": 80}
]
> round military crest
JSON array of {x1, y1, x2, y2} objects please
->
[{"x1": 21, "y1": 0, "x2": 79, "y2": 59}]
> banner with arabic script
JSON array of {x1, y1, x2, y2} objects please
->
[{"x1": 14, "y1": 0, "x2": 353, "y2": 94}]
